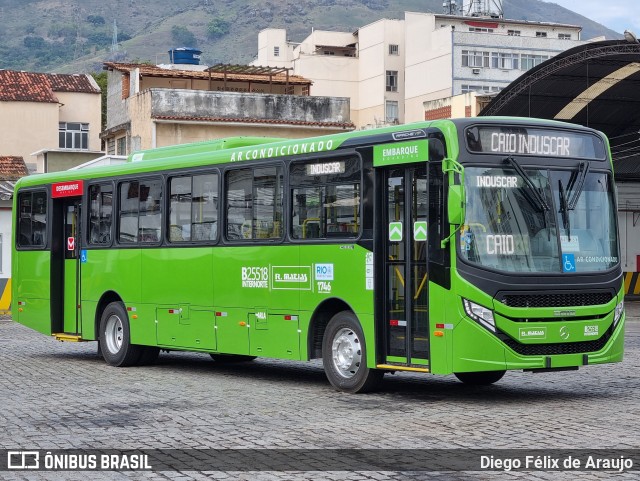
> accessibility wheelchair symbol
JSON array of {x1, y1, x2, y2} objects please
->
[{"x1": 562, "y1": 253, "x2": 576, "y2": 273}]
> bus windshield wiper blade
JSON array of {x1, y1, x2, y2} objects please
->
[
  {"x1": 558, "y1": 179, "x2": 571, "y2": 239},
  {"x1": 568, "y1": 161, "x2": 589, "y2": 210},
  {"x1": 503, "y1": 156, "x2": 549, "y2": 212}
]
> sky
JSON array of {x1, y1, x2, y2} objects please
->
[{"x1": 545, "y1": 0, "x2": 640, "y2": 35}]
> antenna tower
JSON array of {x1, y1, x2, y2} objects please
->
[{"x1": 462, "y1": 0, "x2": 504, "y2": 18}]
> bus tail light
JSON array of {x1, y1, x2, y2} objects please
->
[
  {"x1": 614, "y1": 300, "x2": 624, "y2": 326},
  {"x1": 463, "y1": 299, "x2": 496, "y2": 332}
]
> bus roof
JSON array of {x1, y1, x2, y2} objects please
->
[{"x1": 15, "y1": 117, "x2": 604, "y2": 190}]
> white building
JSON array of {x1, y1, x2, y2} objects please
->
[{"x1": 254, "y1": 12, "x2": 584, "y2": 129}]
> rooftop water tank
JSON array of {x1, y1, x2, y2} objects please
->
[{"x1": 168, "y1": 47, "x2": 202, "y2": 65}]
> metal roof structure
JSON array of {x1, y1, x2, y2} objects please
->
[{"x1": 480, "y1": 39, "x2": 640, "y2": 178}]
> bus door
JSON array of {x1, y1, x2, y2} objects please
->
[
  {"x1": 380, "y1": 165, "x2": 429, "y2": 366},
  {"x1": 51, "y1": 181, "x2": 84, "y2": 335}
]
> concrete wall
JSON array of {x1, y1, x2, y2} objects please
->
[
  {"x1": 617, "y1": 182, "x2": 640, "y2": 272},
  {"x1": 56, "y1": 91, "x2": 102, "y2": 152},
  {"x1": 149, "y1": 89, "x2": 350, "y2": 124},
  {"x1": 0, "y1": 101, "x2": 58, "y2": 165}
]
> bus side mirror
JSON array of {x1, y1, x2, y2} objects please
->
[{"x1": 447, "y1": 185, "x2": 464, "y2": 225}]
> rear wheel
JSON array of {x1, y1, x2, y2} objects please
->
[
  {"x1": 209, "y1": 354, "x2": 257, "y2": 363},
  {"x1": 99, "y1": 302, "x2": 143, "y2": 367},
  {"x1": 454, "y1": 370, "x2": 505, "y2": 385},
  {"x1": 322, "y1": 311, "x2": 383, "y2": 393}
]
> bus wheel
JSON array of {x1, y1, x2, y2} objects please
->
[
  {"x1": 322, "y1": 311, "x2": 383, "y2": 393},
  {"x1": 209, "y1": 354, "x2": 257, "y2": 363},
  {"x1": 99, "y1": 302, "x2": 143, "y2": 367},
  {"x1": 454, "y1": 370, "x2": 505, "y2": 385}
]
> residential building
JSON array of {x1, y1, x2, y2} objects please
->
[
  {"x1": 253, "y1": 12, "x2": 583, "y2": 128},
  {"x1": 101, "y1": 61, "x2": 354, "y2": 155},
  {"x1": 0, "y1": 156, "x2": 29, "y2": 312},
  {"x1": 0, "y1": 70, "x2": 103, "y2": 173}
]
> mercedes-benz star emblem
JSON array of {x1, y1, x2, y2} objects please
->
[{"x1": 559, "y1": 326, "x2": 570, "y2": 340}]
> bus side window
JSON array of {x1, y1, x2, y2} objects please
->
[
  {"x1": 89, "y1": 183, "x2": 113, "y2": 245},
  {"x1": 17, "y1": 190, "x2": 47, "y2": 248}
]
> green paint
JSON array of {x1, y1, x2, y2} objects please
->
[
  {"x1": 12, "y1": 118, "x2": 623, "y2": 385},
  {"x1": 373, "y1": 140, "x2": 428, "y2": 166}
]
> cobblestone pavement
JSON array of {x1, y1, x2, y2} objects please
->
[{"x1": 0, "y1": 304, "x2": 639, "y2": 481}]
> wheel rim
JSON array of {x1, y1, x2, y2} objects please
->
[
  {"x1": 104, "y1": 314, "x2": 124, "y2": 354},
  {"x1": 331, "y1": 327, "x2": 362, "y2": 379}
]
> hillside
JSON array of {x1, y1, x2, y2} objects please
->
[{"x1": 0, "y1": 0, "x2": 623, "y2": 74}]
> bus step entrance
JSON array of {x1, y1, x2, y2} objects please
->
[{"x1": 52, "y1": 333, "x2": 84, "y2": 342}]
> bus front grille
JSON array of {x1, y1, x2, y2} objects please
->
[{"x1": 499, "y1": 292, "x2": 613, "y2": 308}]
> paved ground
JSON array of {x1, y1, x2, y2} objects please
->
[{"x1": 0, "y1": 304, "x2": 639, "y2": 480}]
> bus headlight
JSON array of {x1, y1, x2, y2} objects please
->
[
  {"x1": 614, "y1": 300, "x2": 624, "y2": 326},
  {"x1": 463, "y1": 299, "x2": 496, "y2": 332}
]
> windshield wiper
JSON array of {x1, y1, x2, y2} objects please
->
[
  {"x1": 567, "y1": 161, "x2": 590, "y2": 210},
  {"x1": 504, "y1": 156, "x2": 549, "y2": 212},
  {"x1": 558, "y1": 179, "x2": 571, "y2": 239}
]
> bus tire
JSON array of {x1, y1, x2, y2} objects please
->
[
  {"x1": 209, "y1": 354, "x2": 257, "y2": 363},
  {"x1": 322, "y1": 311, "x2": 383, "y2": 393},
  {"x1": 454, "y1": 370, "x2": 505, "y2": 385},
  {"x1": 99, "y1": 301, "x2": 143, "y2": 367}
]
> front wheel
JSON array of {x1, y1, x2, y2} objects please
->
[
  {"x1": 454, "y1": 370, "x2": 505, "y2": 385},
  {"x1": 99, "y1": 302, "x2": 143, "y2": 367},
  {"x1": 322, "y1": 311, "x2": 383, "y2": 393}
]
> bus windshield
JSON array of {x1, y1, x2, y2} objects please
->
[{"x1": 461, "y1": 165, "x2": 619, "y2": 274}]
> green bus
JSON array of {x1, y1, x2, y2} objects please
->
[{"x1": 12, "y1": 117, "x2": 624, "y2": 393}]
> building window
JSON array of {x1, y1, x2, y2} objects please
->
[
  {"x1": 462, "y1": 50, "x2": 490, "y2": 68},
  {"x1": 507, "y1": 30, "x2": 521, "y2": 36},
  {"x1": 59, "y1": 122, "x2": 89, "y2": 150},
  {"x1": 385, "y1": 100, "x2": 399, "y2": 124},
  {"x1": 558, "y1": 33, "x2": 571, "y2": 40},
  {"x1": 274, "y1": 46, "x2": 280, "y2": 57},
  {"x1": 461, "y1": 85, "x2": 502, "y2": 94},
  {"x1": 536, "y1": 32, "x2": 548, "y2": 38},
  {"x1": 491, "y1": 52, "x2": 519, "y2": 70},
  {"x1": 386, "y1": 70, "x2": 398, "y2": 92},
  {"x1": 469, "y1": 27, "x2": 494, "y2": 33},
  {"x1": 116, "y1": 137, "x2": 126, "y2": 155},
  {"x1": 389, "y1": 44, "x2": 399, "y2": 55},
  {"x1": 521, "y1": 54, "x2": 549, "y2": 70},
  {"x1": 107, "y1": 138, "x2": 115, "y2": 155}
]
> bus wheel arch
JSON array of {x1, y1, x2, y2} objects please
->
[
  {"x1": 94, "y1": 291, "x2": 123, "y2": 342},
  {"x1": 307, "y1": 298, "x2": 352, "y2": 360}
]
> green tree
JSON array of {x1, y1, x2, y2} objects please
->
[
  {"x1": 171, "y1": 25, "x2": 197, "y2": 47},
  {"x1": 91, "y1": 71, "x2": 108, "y2": 130},
  {"x1": 86, "y1": 15, "x2": 106, "y2": 26},
  {"x1": 207, "y1": 18, "x2": 230, "y2": 40}
]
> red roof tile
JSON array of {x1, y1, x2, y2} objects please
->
[
  {"x1": 0, "y1": 156, "x2": 29, "y2": 180},
  {"x1": 0, "y1": 70, "x2": 100, "y2": 103}
]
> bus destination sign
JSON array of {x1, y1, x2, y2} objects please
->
[
  {"x1": 52, "y1": 180, "x2": 84, "y2": 198},
  {"x1": 466, "y1": 126, "x2": 605, "y2": 160}
]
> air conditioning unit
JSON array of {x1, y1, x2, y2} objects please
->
[{"x1": 472, "y1": 68, "x2": 480, "y2": 74}]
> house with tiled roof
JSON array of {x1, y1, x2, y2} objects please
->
[
  {"x1": 102, "y1": 59, "x2": 354, "y2": 154},
  {"x1": 0, "y1": 70, "x2": 103, "y2": 173}
]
